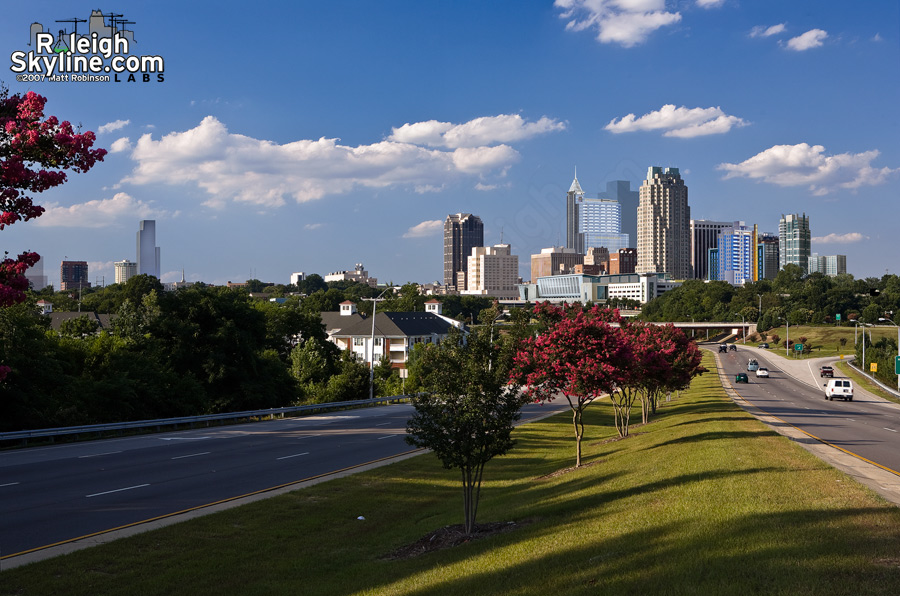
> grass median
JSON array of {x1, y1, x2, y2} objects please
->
[{"x1": 3, "y1": 352, "x2": 900, "y2": 595}]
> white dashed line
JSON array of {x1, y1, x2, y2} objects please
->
[
  {"x1": 377, "y1": 435, "x2": 395, "y2": 440},
  {"x1": 885, "y1": 428, "x2": 898, "y2": 433},
  {"x1": 86, "y1": 484, "x2": 150, "y2": 498},
  {"x1": 0, "y1": 482, "x2": 20, "y2": 488},
  {"x1": 277, "y1": 452, "x2": 309, "y2": 460},
  {"x1": 78, "y1": 451, "x2": 122, "y2": 458},
  {"x1": 171, "y1": 452, "x2": 210, "y2": 460}
]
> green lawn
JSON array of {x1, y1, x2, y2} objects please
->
[
  {"x1": 759, "y1": 324, "x2": 896, "y2": 358},
  {"x1": 3, "y1": 352, "x2": 900, "y2": 595}
]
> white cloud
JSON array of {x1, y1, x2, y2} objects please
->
[
  {"x1": 303, "y1": 223, "x2": 323, "y2": 230},
  {"x1": 696, "y1": 0, "x2": 724, "y2": 8},
  {"x1": 605, "y1": 104, "x2": 748, "y2": 137},
  {"x1": 123, "y1": 114, "x2": 558, "y2": 208},
  {"x1": 812, "y1": 232, "x2": 869, "y2": 244},
  {"x1": 750, "y1": 23, "x2": 786, "y2": 38},
  {"x1": 403, "y1": 220, "x2": 443, "y2": 239},
  {"x1": 109, "y1": 137, "x2": 132, "y2": 153},
  {"x1": 389, "y1": 114, "x2": 565, "y2": 148},
  {"x1": 872, "y1": 33, "x2": 883, "y2": 42},
  {"x1": 717, "y1": 143, "x2": 899, "y2": 195},
  {"x1": 786, "y1": 29, "x2": 827, "y2": 51},
  {"x1": 97, "y1": 119, "x2": 130, "y2": 134},
  {"x1": 35, "y1": 192, "x2": 178, "y2": 227},
  {"x1": 555, "y1": 0, "x2": 681, "y2": 48}
]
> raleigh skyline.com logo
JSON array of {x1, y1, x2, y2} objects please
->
[{"x1": 10, "y1": 9, "x2": 165, "y2": 83}]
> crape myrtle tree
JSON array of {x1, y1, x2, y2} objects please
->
[
  {"x1": 405, "y1": 326, "x2": 527, "y2": 536},
  {"x1": 510, "y1": 303, "x2": 632, "y2": 467},
  {"x1": 0, "y1": 87, "x2": 106, "y2": 381}
]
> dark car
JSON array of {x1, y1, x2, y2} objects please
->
[
  {"x1": 735, "y1": 373, "x2": 749, "y2": 383},
  {"x1": 758, "y1": 343, "x2": 769, "y2": 349},
  {"x1": 719, "y1": 344, "x2": 728, "y2": 353},
  {"x1": 820, "y1": 366, "x2": 834, "y2": 378},
  {"x1": 729, "y1": 344, "x2": 737, "y2": 351}
]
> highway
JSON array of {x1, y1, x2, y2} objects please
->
[
  {"x1": 716, "y1": 347, "x2": 900, "y2": 476},
  {"x1": 0, "y1": 401, "x2": 564, "y2": 560}
]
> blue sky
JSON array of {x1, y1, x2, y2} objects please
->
[{"x1": 3, "y1": 1, "x2": 898, "y2": 288}]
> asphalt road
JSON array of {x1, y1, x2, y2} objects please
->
[
  {"x1": 716, "y1": 347, "x2": 900, "y2": 475},
  {"x1": 0, "y1": 401, "x2": 564, "y2": 560}
]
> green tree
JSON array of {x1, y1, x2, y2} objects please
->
[
  {"x1": 406, "y1": 328, "x2": 526, "y2": 535},
  {"x1": 58, "y1": 314, "x2": 100, "y2": 337}
]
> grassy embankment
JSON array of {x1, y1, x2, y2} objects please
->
[{"x1": 3, "y1": 352, "x2": 900, "y2": 595}]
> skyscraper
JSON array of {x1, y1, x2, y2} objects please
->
[
  {"x1": 464, "y1": 244, "x2": 519, "y2": 299},
  {"x1": 757, "y1": 233, "x2": 779, "y2": 280},
  {"x1": 566, "y1": 171, "x2": 585, "y2": 254},
  {"x1": 599, "y1": 180, "x2": 639, "y2": 249},
  {"x1": 778, "y1": 213, "x2": 811, "y2": 274},
  {"x1": 60, "y1": 260, "x2": 90, "y2": 291},
  {"x1": 24, "y1": 255, "x2": 48, "y2": 291},
  {"x1": 716, "y1": 222, "x2": 754, "y2": 286},
  {"x1": 579, "y1": 197, "x2": 629, "y2": 252},
  {"x1": 115, "y1": 259, "x2": 137, "y2": 284},
  {"x1": 690, "y1": 219, "x2": 732, "y2": 280},
  {"x1": 136, "y1": 220, "x2": 160, "y2": 278},
  {"x1": 443, "y1": 213, "x2": 484, "y2": 291},
  {"x1": 637, "y1": 167, "x2": 691, "y2": 279}
]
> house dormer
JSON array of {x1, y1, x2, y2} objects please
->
[
  {"x1": 424, "y1": 299, "x2": 442, "y2": 316},
  {"x1": 36, "y1": 300, "x2": 53, "y2": 315},
  {"x1": 340, "y1": 301, "x2": 358, "y2": 316}
]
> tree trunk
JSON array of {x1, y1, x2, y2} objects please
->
[{"x1": 573, "y1": 407, "x2": 583, "y2": 467}]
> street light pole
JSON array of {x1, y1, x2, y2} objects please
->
[
  {"x1": 733, "y1": 313, "x2": 746, "y2": 344},
  {"x1": 365, "y1": 287, "x2": 392, "y2": 401},
  {"x1": 879, "y1": 316, "x2": 899, "y2": 391}
]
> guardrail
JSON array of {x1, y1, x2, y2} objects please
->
[
  {"x1": 846, "y1": 361, "x2": 900, "y2": 398},
  {"x1": 0, "y1": 395, "x2": 411, "y2": 446}
]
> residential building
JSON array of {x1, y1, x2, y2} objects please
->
[
  {"x1": 808, "y1": 254, "x2": 847, "y2": 277},
  {"x1": 779, "y1": 213, "x2": 811, "y2": 274},
  {"x1": 757, "y1": 233, "x2": 779, "y2": 280},
  {"x1": 566, "y1": 171, "x2": 585, "y2": 254},
  {"x1": 637, "y1": 167, "x2": 691, "y2": 279},
  {"x1": 579, "y1": 197, "x2": 628, "y2": 252},
  {"x1": 530, "y1": 246, "x2": 583, "y2": 282},
  {"x1": 609, "y1": 248, "x2": 637, "y2": 275},
  {"x1": 24, "y1": 255, "x2": 48, "y2": 291},
  {"x1": 320, "y1": 301, "x2": 365, "y2": 341},
  {"x1": 690, "y1": 219, "x2": 732, "y2": 280},
  {"x1": 60, "y1": 260, "x2": 90, "y2": 291},
  {"x1": 517, "y1": 272, "x2": 680, "y2": 305},
  {"x1": 444, "y1": 213, "x2": 484, "y2": 291},
  {"x1": 329, "y1": 312, "x2": 458, "y2": 369},
  {"x1": 324, "y1": 263, "x2": 377, "y2": 287},
  {"x1": 463, "y1": 244, "x2": 519, "y2": 299},
  {"x1": 598, "y1": 180, "x2": 639, "y2": 251},
  {"x1": 708, "y1": 248, "x2": 720, "y2": 281},
  {"x1": 716, "y1": 222, "x2": 754, "y2": 286},
  {"x1": 114, "y1": 259, "x2": 137, "y2": 284},
  {"x1": 136, "y1": 220, "x2": 160, "y2": 278},
  {"x1": 290, "y1": 272, "x2": 305, "y2": 286}
]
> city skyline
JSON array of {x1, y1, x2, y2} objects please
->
[{"x1": 2, "y1": 2, "x2": 897, "y2": 288}]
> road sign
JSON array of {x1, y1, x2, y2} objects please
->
[
  {"x1": 794, "y1": 343, "x2": 804, "y2": 351},
  {"x1": 895, "y1": 355, "x2": 900, "y2": 375},
  {"x1": 836, "y1": 314, "x2": 841, "y2": 321},
  {"x1": 871, "y1": 363, "x2": 878, "y2": 373}
]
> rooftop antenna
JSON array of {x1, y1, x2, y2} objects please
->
[{"x1": 500, "y1": 225, "x2": 504, "y2": 244}]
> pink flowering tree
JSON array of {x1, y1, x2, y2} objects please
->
[
  {"x1": 510, "y1": 303, "x2": 632, "y2": 467},
  {"x1": 0, "y1": 87, "x2": 106, "y2": 380}
]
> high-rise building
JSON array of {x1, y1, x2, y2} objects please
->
[
  {"x1": 464, "y1": 244, "x2": 519, "y2": 298},
  {"x1": 779, "y1": 213, "x2": 811, "y2": 274},
  {"x1": 609, "y1": 248, "x2": 637, "y2": 275},
  {"x1": 637, "y1": 167, "x2": 691, "y2": 279},
  {"x1": 566, "y1": 171, "x2": 585, "y2": 254},
  {"x1": 60, "y1": 260, "x2": 90, "y2": 291},
  {"x1": 808, "y1": 254, "x2": 847, "y2": 277},
  {"x1": 443, "y1": 213, "x2": 484, "y2": 291},
  {"x1": 690, "y1": 219, "x2": 732, "y2": 280},
  {"x1": 530, "y1": 246, "x2": 583, "y2": 281},
  {"x1": 579, "y1": 197, "x2": 629, "y2": 252},
  {"x1": 136, "y1": 220, "x2": 160, "y2": 278},
  {"x1": 598, "y1": 180, "x2": 639, "y2": 249},
  {"x1": 114, "y1": 259, "x2": 137, "y2": 285},
  {"x1": 24, "y1": 255, "x2": 48, "y2": 290},
  {"x1": 716, "y1": 222, "x2": 754, "y2": 286},
  {"x1": 757, "y1": 233, "x2": 779, "y2": 280}
]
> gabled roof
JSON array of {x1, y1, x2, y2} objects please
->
[
  {"x1": 332, "y1": 312, "x2": 455, "y2": 338},
  {"x1": 48, "y1": 311, "x2": 115, "y2": 331},
  {"x1": 320, "y1": 311, "x2": 364, "y2": 334}
]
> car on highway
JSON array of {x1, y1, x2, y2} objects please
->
[
  {"x1": 719, "y1": 344, "x2": 728, "y2": 353},
  {"x1": 735, "y1": 373, "x2": 749, "y2": 383},
  {"x1": 820, "y1": 366, "x2": 834, "y2": 378},
  {"x1": 824, "y1": 378, "x2": 853, "y2": 401},
  {"x1": 758, "y1": 342, "x2": 769, "y2": 349},
  {"x1": 755, "y1": 367, "x2": 769, "y2": 378},
  {"x1": 747, "y1": 359, "x2": 759, "y2": 372},
  {"x1": 729, "y1": 344, "x2": 737, "y2": 351}
]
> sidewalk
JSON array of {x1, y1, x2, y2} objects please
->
[{"x1": 710, "y1": 346, "x2": 900, "y2": 508}]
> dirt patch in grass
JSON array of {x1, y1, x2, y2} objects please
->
[{"x1": 382, "y1": 520, "x2": 527, "y2": 560}]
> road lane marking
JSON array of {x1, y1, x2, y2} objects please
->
[
  {"x1": 0, "y1": 482, "x2": 20, "y2": 488},
  {"x1": 886, "y1": 428, "x2": 898, "y2": 433},
  {"x1": 86, "y1": 484, "x2": 150, "y2": 498},
  {"x1": 78, "y1": 451, "x2": 122, "y2": 458},
  {"x1": 276, "y1": 452, "x2": 309, "y2": 460},
  {"x1": 171, "y1": 452, "x2": 210, "y2": 460},
  {"x1": 376, "y1": 422, "x2": 391, "y2": 426},
  {"x1": 297, "y1": 434, "x2": 320, "y2": 440},
  {"x1": 159, "y1": 437, "x2": 210, "y2": 441},
  {"x1": 377, "y1": 435, "x2": 396, "y2": 440}
]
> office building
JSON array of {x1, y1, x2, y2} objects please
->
[
  {"x1": 579, "y1": 197, "x2": 629, "y2": 252},
  {"x1": 464, "y1": 244, "x2": 519, "y2": 299},
  {"x1": 779, "y1": 213, "x2": 811, "y2": 275},
  {"x1": 443, "y1": 213, "x2": 484, "y2": 291},
  {"x1": 609, "y1": 248, "x2": 637, "y2": 275},
  {"x1": 757, "y1": 233, "x2": 779, "y2": 280},
  {"x1": 808, "y1": 254, "x2": 847, "y2": 277},
  {"x1": 530, "y1": 246, "x2": 583, "y2": 282},
  {"x1": 637, "y1": 167, "x2": 691, "y2": 279},
  {"x1": 324, "y1": 264, "x2": 377, "y2": 287},
  {"x1": 136, "y1": 220, "x2": 160, "y2": 278},
  {"x1": 716, "y1": 222, "x2": 754, "y2": 286},
  {"x1": 60, "y1": 260, "x2": 90, "y2": 291},
  {"x1": 598, "y1": 180, "x2": 639, "y2": 250},
  {"x1": 114, "y1": 260, "x2": 137, "y2": 285},
  {"x1": 518, "y1": 272, "x2": 680, "y2": 305},
  {"x1": 566, "y1": 171, "x2": 585, "y2": 254},
  {"x1": 690, "y1": 219, "x2": 732, "y2": 280},
  {"x1": 24, "y1": 255, "x2": 48, "y2": 291}
]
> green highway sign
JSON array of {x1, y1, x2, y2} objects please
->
[
  {"x1": 896, "y1": 355, "x2": 900, "y2": 375},
  {"x1": 794, "y1": 343, "x2": 804, "y2": 351},
  {"x1": 836, "y1": 313, "x2": 841, "y2": 321}
]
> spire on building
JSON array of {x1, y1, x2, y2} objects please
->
[{"x1": 568, "y1": 167, "x2": 584, "y2": 194}]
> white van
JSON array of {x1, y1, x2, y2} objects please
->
[
  {"x1": 747, "y1": 359, "x2": 759, "y2": 372},
  {"x1": 824, "y1": 379, "x2": 853, "y2": 401}
]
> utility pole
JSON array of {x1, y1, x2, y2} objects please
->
[{"x1": 364, "y1": 287, "x2": 392, "y2": 400}]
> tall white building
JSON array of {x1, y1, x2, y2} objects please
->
[
  {"x1": 637, "y1": 167, "x2": 691, "y2": 279},
  {"x1": 464, "y1": 244, "x2": 519, "y2": 299},
  {"x1": 716, "y1": 222, "x2": 754, "y2": 286},
  {"x1": 24, "y1": 255, "x2": 48, "y2": 291},
  {"x1": 136, "y1": 220, "x2": 160, "y2": 278},
  {"x1": 779, "y1": 213, "x2": 811, "y2": 275},
  {"x1": 580, "y1": 197, "x2": 629, "y2": 252},
  {"x1": 114, "y1": 260, "x2": 137, "y2": 284}
]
